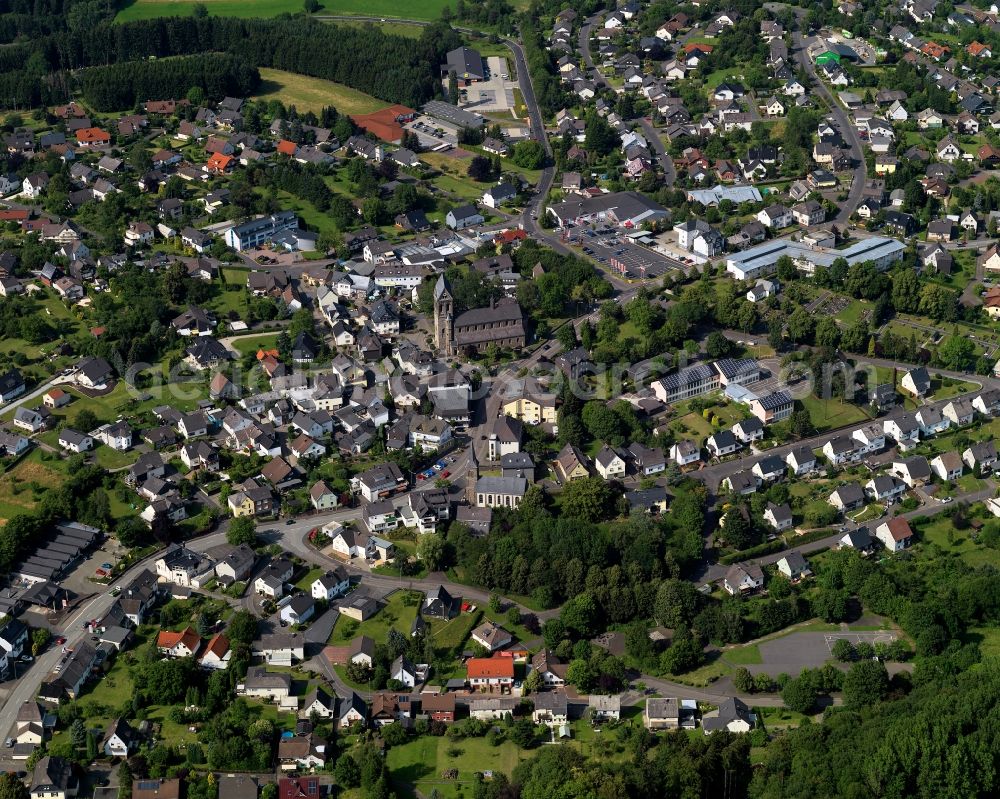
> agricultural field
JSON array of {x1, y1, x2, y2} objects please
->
[
  {"x1": 333, "y1": 19, "x2": 426, "y2": 37},
  {"x1": 116, "y1": 0, "x2": 304, "y2": 21},
  {"x1": 255, "y1": 68, "x2": 387, "y2": 116},
  {"x1": 117, "y1": 0, "x2": 456, "y2": 21}
]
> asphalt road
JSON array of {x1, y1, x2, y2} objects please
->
[
  {"x1": 791, "y1": 29, "x2": 866, "y2": 224},
  {"x1": 639, "y1": 118, "x2": 676, "y2": 186}
]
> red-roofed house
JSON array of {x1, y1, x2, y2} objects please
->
[
  {"x1": 967, "y1": 41, "x2": 992, "y2": 58},
  {"x1": 206, "y1": 153, "x2": 234, "y2": 174},
  {"x1": 277, "y1": 140, "x2": 298, "y2": 156},
  {"x1": 466, "y1": 656, "x2": 515, "y2": 691},
  {"x1": 350, "y1": 104, "x2": 416, "y2": 143},
  {"x1": 43, "y1": 388, "x2": 70, "y2": 408},
  {"x1": 75, "y1": 127, "x2": 111, "y2": 146},
  {"x1": 200, "y1": 632, "x2": 231, "y2": 670},
  {"x1": 278, "y1": 777, "x2": 319, "y2": 799},
  {"x1": 875, "y1": 517, "x2": 914, "y2": 553},
  {"x1": 493, "y1": 229, "x2": 527, "y2": 247},
  {"x1": 157, "y1": 626, "x2": 201, "y2": 658},
  {"x1": 921, "y1": 41, "x2": 949, "y2": 60}
]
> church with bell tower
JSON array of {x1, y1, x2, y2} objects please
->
[{"x1": 433, "y1": 275, "x2": 454, "y2": 357}]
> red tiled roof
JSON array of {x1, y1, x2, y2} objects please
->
[
  {"x1": 350, "y1": 104, "x2": 416, "y2": 143},
  {"x1": 884, "y1": 517, "x2": 913, "y2": 541},
  {"x1": 466, "y1": 656, "x2": 514, "y2": 679},
  {"x1": 206, "y1": 153, "x2": 233, "y2": 171},
  {"x1": 277, "y1": 139, "x2": 297, "y2": 156},
  {"x1": 75, "y1": 127, "x2": 110, "y2": 144},
  {"x1": 157, "y1": 626, "x2": 200, "y2": 651},
  {"x1": 202, "y1": 632, "x2": 229, "y2": 658}
]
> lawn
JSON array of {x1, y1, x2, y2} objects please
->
[
  {"x1": 256, "y1": 68, "x2": 387, "y2": 116},
  {"x1": 664, "y1": 656, "x2": 732, "y2": 687},
  {"x1": 328, "y1": 589, "x2": 422, "y2": 644},
  {"x1": 756, "y1": 706, "x2": 813, "y2": 730},
  {"x1": 295, "y1": 566, "x2": 324, "y2": 592},
  {"x1": 116, "y1": 0, "x2": 302, "y2": 20},
  {"x1": 721, "y1": 643, "x2": 762, "y2": 665},
  {"x1": 833, "y1": 299, "x2": 871, "y2": 326},
  {"x1": 799, "y1": 395, "x2": 871, "y2": 433},
  {"x1": 332, "y1": 19, "x2": 426, "y2": 37},
  {"x1": 426, "y1": 610, "x2": 482, "y2": 656},
  {"x1": 230, "y1": 331, "x2": 281, "y2": 356},
  {"x1": 915, "y1": 513, "x2": 983, "y2": 561},
  {"x1": 3, "y1": 380, "x2": 209, "y2": 428},
  {"x1": 0, "y1": 450, "x2": 68, "y2": 523},
  {"x1": 930, "y1": 377, "x2": 983, "y2": 401},
  {"x1": 969, "y1": 626, "x2": 1000, "y2": 660},
  {"x1": 386, "y1": 736, "x2": 528, "y2": 798},
  {"x1": 256, "y1": 188, "x2": 342, "y2": 237},
  {"x1": 119, "y1": 0, "x2": 456, "y2": 21}
]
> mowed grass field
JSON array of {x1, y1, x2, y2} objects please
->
[
  {"x1": 255, "y1": 68, "x2": 387, "y2": 116},
  {"x1": 116, "y1": 0, "x2": 303, "y2": 21},
  {"x1": 116, "y1": 0, "x2": 453, "y2": 21}
]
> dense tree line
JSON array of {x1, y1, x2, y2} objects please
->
[
  {"x1": 0, "y1": 0, "x2": 114, "y2": 43},
  {"x1": 517, "y1": 15, "x2": 569, "y2": 117},
  {"x1": 752, "y1": 664, "x2": 1000, "y2": 798},
  {"x1": 452, "y1": 0, "x2": 516, "y2": 30},
  {"x1": 511, "y1": 731, "x2": 752, "y2": 799},
  {"x1": 0, "y1": 17, "x2": 461, "y2": 109},
  {"x1": 444, "y1": 478, "x2": 706, "y2": 612},
  {"x1": 78, "y1": 54, "x2": 259, "y2": 111}
]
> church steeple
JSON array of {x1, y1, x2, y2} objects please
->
[
  {"x1": 465, "y1": 446, "x2": 479, "y2": 505},
  {"x1": 433, "y1": 274, "x2": 454, "y2": 356}
]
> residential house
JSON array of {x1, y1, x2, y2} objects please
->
[
  {"x1": 875, "y1": 517, "x2": 914, "y2": 552},
  {"x1": 723, "y1": 563, "x2": 764, "y2": 595},
  {"x1": 890, "y1": 456, "x2": 932, "y2": 488},
  {"x1": 763, "y1": 502, "x2": 793, "y2": 532},
  {"x1": 964, "y1": 441, "x2": 998, "y2": 474},
  {"x1": 776, "y1": 551, "x2": 811, "y2": 583},
  {"x1": 786, "y1": 446, "x2": 816, "y2": 476},
  {"x1": 931, "y1": 451, "x2": 964, "y2": 482},
  {"x1": 866, "y1": 475, "x2": 907, "y2": 502},
  {"x1": 829, "y1": 483, "x2": 865, "y2": 512},
  {"x1": 467, "y1": 656, "x2": 515, "y2": 692}
]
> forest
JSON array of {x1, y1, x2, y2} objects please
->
[
  {"x1": 0, "y1": 16, "x2": 462, "y2": 109},
  {"x1": 78, "y1": 54, "x2": 259, "y2": 111}
]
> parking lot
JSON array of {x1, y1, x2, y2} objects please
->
[
  {"x1": 459, "y1": 57, "x2": 517, "y2": 114},
  {"x1": 404, "y1": 117, "x2": 458, "y2": 150},
  {"x1": 565, "y1": 227, "x2": 687, "y2": 279},
  {"x1": 744, "y1": 630, "x2": 897, "y2": 676}
]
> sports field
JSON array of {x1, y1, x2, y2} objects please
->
[
  {"x1": 255, "y1": 68, "x2": 387, "y2": 115},
  {"x1": 116, "y1": 0, "x2": 452, "y2": 22}
]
